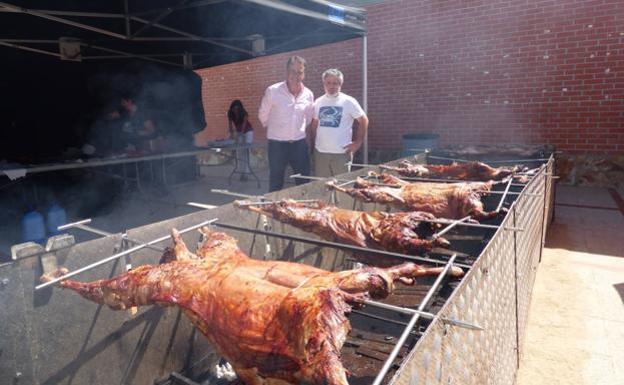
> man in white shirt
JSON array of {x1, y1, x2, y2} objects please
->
[
  {"x1": 258, "y1": 56, "x2": 314, "y2": 191},
  {"x1": 310, "y1": 68, "x2": 369, "y2": 177}
]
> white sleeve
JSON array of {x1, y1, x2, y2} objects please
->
[
  {"x1": 348, "y1": 97, "x2": 366, "y2": 119},
  {"x1": 258, "y1": 87, "x2": 272, "y2": 127}
]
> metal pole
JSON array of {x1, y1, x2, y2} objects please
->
[
  {"x1": 362, "y1": 34, "x2": 368, "y2": 164},
  {"x1": 58, "y1": 218, "x2": 165, "y2": 252},
  {"x1": 36, "y1": 218, "x2": 218, "y2": 290},
  {"x1": 371, "y1": 254, "x2": 459, "y2": 385},
  {"x1": 363, "y1": 299, "x2": 483, "y2": 331},
  {"x1": 495, "y1": 177, "x2": 514, "y2": 212},
  {"x1": 212, "y1": 221, "x2": 472, "y2": 269},
  {"x1": 431, "y1": 216, "x2": 471, "y2": 239},
  {"x1": 0, "y1": 2, "x2": 128, "y2": 39}
]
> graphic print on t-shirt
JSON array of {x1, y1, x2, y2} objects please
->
[{"x1": 319, "y1": 106, "x2": 343, "y2": 128}]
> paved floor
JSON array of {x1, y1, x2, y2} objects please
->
[
  {"x1": 516, "y1": 185, "x2": 624, "y2": 385},
  {"x1": 0, "y1": 163, "x2": 272, "y2": 257}
]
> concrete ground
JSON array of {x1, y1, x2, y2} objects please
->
[
  {"x1": 0, "y1": 162, "x2": 272, "y2": 257},
  {"x1": 516, "y1": 185, "x2": 624, "y2": 385}
]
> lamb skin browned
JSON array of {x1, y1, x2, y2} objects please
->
[
  {"x1": 235, "y1": 200, "x2": 449, "y2": 265},
  {"x1": 380, "y1": 160, "x2": 520, "y2": 181},
  {"x1": 328, "y1": 172, "x2": 499, "y2": 221},
  {"x1": 41, "y1": 228, "x2": 463, "y2": 385}
]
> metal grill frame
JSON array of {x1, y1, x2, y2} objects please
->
[
  {"x1": 389, "y1": 157, "x2": 554, "y2": 385},
  {"x1": 0, "y1": 153, "x2": 554, "y2": 385}
]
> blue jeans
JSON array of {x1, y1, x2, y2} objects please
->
[{"x1": 268, "y1": 139, "x2": 310, "y2": 192}]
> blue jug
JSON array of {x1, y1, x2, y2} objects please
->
[
  {"x1": 21, "y1": 206, "x2": 46, "y2": 244},
  {"x1": 46, "y1": 202, "x2": 67, "y2": 236}
]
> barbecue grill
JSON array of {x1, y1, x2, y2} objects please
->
[{"x1": 0, "y1": 147, "x2": 555, "y2": 385}]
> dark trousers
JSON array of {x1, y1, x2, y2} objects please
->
[{"x1": 268, "y1": 139, "x2": 310, "y2": 192}]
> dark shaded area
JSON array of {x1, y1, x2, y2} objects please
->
[
  {"x1": 0, "y1": 52, "x2": 205, "y2": 164},
  {"x1": 0, "y1": 1, "x2": 366, "y2": 164}
]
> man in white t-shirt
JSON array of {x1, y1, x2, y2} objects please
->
[{"x1": 310, "y1": 69, "x2": 369, "y2": 177}]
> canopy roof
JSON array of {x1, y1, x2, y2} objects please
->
[{"x1": 0, "y1": 0, "x2": 367, "y2": 68}]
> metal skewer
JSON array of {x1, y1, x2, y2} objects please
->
[
  {"x1": 36, "y1": 218, "x2": 219, "y2": 290},
  {"x1": 210, "y1": 189, "x2": 263, "y2": 199},
  {"x1": 212, "y1": 222, "x2": 473, "y2": 269},
  {"x1": 58, "y1": 219, "x2": 165, "y2": 253},
  {"x1": 496, "y1": 178, "x2": 513, "y2": 213},
  {"x1": 372, "y1": 254, "x2": 459, "y2": 385},
  {"x1": 431, "y1": 216, "x2": 472, "y2": 240},
  {"x1": 234, "y1": 199, "x2": 320, "y2": 207},
  {"x1": 187, "y1": 202, "x2": 217, "y2": 210},
  {"x1": 427, "y1": 155, "x2": 551, "y2": 164},
  {"x1": 363, "y1": 299, "x2": 483, "y2": 331}
]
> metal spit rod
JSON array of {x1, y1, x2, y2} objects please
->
[
  {"x1": 235, "y1": 199, "x2": 320, "y2": 207},
  {"x1": 292, "y1": 173, "x2": 527, "y2": 196},
  {"x1": 363, "y1": 299, "x2": 483, "y2": 331},
  {"x1": 212, "y1": 222, "x2": 473, "y2": 269},
  {"x1": 431, "y1": 216, "x2": 472, "y2": 240},
  {"x1": 345, "y1": 162, "x2": 530, "y2": 186},
  {"x1": 427, "y1": 155, "x2": 551, "y2": 164},
  {"x1": 210, "y1": 188, "x2": 264, "y2": 199},
  {"x1": 35, "y1": 218, "x2": 218, "y2": 290},
  {"x1": 372, "y1": 254, "x2": 460, "y2": 385},
  {"x1": 58, "y1": 218, "x2": 165, "y2": 252},
  {"x1": 496, "y1": 178, "x2": 514, "y2": 213},
  {"x1": 187, "y1": 202, "x2": 217, "y2": 210}
]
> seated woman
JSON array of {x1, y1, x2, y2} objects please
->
[{"x1": 227, "y1": 100, "x2": 254, "y2": 179}]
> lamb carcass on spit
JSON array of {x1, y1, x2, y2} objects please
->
[
  {"x1": 327, "y1": 172, "x2": 499, "y2": 221},
  {"x1": 235, "y1": 200, "x2": 450, "y2": 265},
  {"x1": 41, "y1": 228, "x2": 463, "y2": 385},
  {"x1": 380, "y1": 160, "x2": 521, "y2": 181}
]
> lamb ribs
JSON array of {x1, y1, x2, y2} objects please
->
[
  {"x1": 235, "y1": 200, "x2": 450, "y2": 266},
  {"x1": 380, "y1": 160, "x2": 520, "y2": 181},
  {"x1": 42, "y1": 228, "x2": 463, "y2": 385},
  {"x1": 328, "y1": 172, "x2": 499, "y2": 221}
]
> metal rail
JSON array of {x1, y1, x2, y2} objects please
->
[
  {"x1": 363, "y1": 299, "x2": 483, "y2": 331},
  {"x1": 427, "y1": 155, "x2": 551, "y2": 164},
  {"x1": 187, "y1": 202, "x2": 217, "y2": 210},
  {"x1": 292, "y1": 173, "x2": 527, "y2": 196},
  {"x1": 58, "y1": 219, "x2": 165, "y2": 252},
  {"x1": 372, "y1": 254, "x2": 459, "y2": 385},
  {"x1": 496, "y1": 177, "x2": 514, "y2": 213},
  {"x1": 431, "y1": 216, "x2": 472, "y2": 240},
  {"x1": 210, "y1": 189, "x2": 263, "y2": 199},
  {"x1": 212, "y1": 222, "x2": 473, "y2": 269},
  {"x1": 36, "y1": 218, "x2": 218, "y2": 290},
  {"x1": 234, "y1": 199, "x2": 320, "y2": 207}
]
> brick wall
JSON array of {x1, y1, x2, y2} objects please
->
[{"x1": 196, "y1": 0, "x2": 624, "y2": 154}]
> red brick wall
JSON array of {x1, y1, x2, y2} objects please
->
[{"x1": 196, "y1": 0, "x2": 624, "y2": 153}]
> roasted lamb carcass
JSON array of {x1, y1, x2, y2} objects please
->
[
  {"x1": 327, "y1": 172, "x2": 499, "y2": 221},
  {"x1": 235, "y1": 200, "x2": 450, "y2": 265},
  {"x1": 41, "y1": 228, "x2": 463, "y2": 385},
  {"x1": 380, "y1": 160, "x2": 521, "y2": 181}
]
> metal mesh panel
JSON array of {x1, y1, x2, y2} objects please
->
[
  {"x1": 390, "y1": 165, "x2": 551, "y2": 385},
  {"x1": 391, "y1": 215, "x2": 518, "y2": 385},
  {"x1": 514, "y1": 166, "x2": 547, "y2": 356}
]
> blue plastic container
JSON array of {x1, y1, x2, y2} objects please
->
[
  {"x1": 46, "y1": 202, "x2": 67, "y2": 236},
  {"x1": 400, "y1": 133, "x2": 439, "y2": 157},
  {"x1": 21, "y1": 207, "x2": 46, "y2": 244}
]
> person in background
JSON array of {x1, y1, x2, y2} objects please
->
[
  {"x1": 310, "y1": 68, "x2": 368, "y2": 177},
  {"x1": 118, "y1": 95, "x2": 162, "y2": 153},
  {"x1": 258, "y1": 56, "x2": 314, "y2": 192},
  {"x1": 227, "y1": 99, "x2": 253, "y2": 180}
]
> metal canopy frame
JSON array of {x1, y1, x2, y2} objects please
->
[{"x1": 0, "y1": 0, "x2": 366, "y2": 68}]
